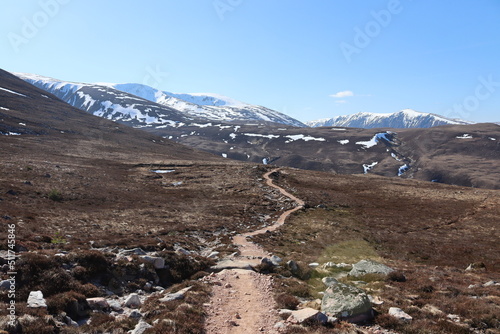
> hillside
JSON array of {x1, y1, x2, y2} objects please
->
[{"x1": 14, "y1": 73, "x2": 306, "y2": 127}]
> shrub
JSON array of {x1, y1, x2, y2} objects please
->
[
  {"x1": 48, "y1": 189, "x2": 63, "y2": 202},
  {"x1": 387, "y1": 271, "x2": 407, "y2": 282},
  {"x1": 46, "y1": 291, "x2": 89, "y2": 320},
  {"x1": 275, "y1": 293, "x2": 300, "y2": 310}
]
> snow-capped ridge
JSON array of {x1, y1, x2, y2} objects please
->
[{"x1": 307, "y1": 109, "x2": 474, "y2": 129}]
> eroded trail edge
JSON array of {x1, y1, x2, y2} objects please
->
[{"x1": 204, "y1": 168, "x2": 304, "y2": 333}]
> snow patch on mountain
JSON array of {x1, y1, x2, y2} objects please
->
[{"x1": 356, "y1": 132, "x2": 392, "y2": 148}]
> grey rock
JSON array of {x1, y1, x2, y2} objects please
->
[
  {"x1": 389, "y1": 307, "x2": 412, "y2": 322},
  {"x1": 140, "y1": 255, "x2": 165, "y2": 269},
  {"x1": 27, "y1": 290, "x2": 47, "y2": 308},
  {"x1": 349, "y1": 259, "x2": 394, "y2": 277},
  {"x1": 321, "y1": 283, "x2": 372, "y2": 322},
  {"x1": 124, "y1": 293, "x2": 141, "y2": 308},
  {"x1": 287, "y1": 260, "x2": 299, "y2": 273},
  {"x1": 0, "y1": 279, "x2": 14, "y2": 290},
  {"x1": 159, "y1": 286, "x2": 192, "y2": 302},
  {"x1": 322, "y1": 277, "x2": 339, "y2": 287},
  {"x1": 130, "y1": 320, "x2": 152, "y2": 334},
  {"x1": 86, "y1": 297, "x2": 109, "y2": 310},
  {"x1": 119, "y1": 248, "x2": 146, "y2": 256},
  {"x1": 270, "y1": 255, "x2": 283, "y2": 266},
  {"x1": 210, "y1": 259, "x2": 253, "y2": 272},
  {"x1": 64, "y1": 315, "x2": 78, "y2": 327},
  {"x1": 128, "y1": 310, "x2": 143, "y2": 319},
  {"x1": 287, "y1": 308, "x2": 328, "y2": 324},
  {"x1": 107, "y1": 299, "x2": 123, "y2": 312}
]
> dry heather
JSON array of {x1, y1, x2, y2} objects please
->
[{"x1": 253, "y1": 169, "x2": 500, "y2": 333}]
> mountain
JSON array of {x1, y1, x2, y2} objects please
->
[
  {"x1": 0, "y1": 68, "x2": 218, "y2": 162},
  {"x1": 106, "y1": 83, "x2": 306, "y2": 127},
  {"x1": 307, "y1": 109, "x2": 474, "y2": 128},
  {"x1": 14, "y1": 73, "x2": 306, "y2": 127},
  {"x1": 11, "y1": 71, "x2": 500, "y2": 189}
]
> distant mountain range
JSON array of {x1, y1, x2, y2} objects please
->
[
  {"x1": 14, "y1": 73, "x2": 306, "y2": 127},
  {"x1": 306, "y1": 109, "x2": 474, "y2": 128},
  {"x1": 3, "y1": 69, "x2": 500, "y2": 189}
]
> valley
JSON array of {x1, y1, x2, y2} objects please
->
[{"x1": 0, "y1": 69, "x2": 499, "y2": 333}]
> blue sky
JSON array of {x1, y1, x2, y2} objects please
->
[{"x1": 1, "y1": 0, "x2": 499, "y2": 123}]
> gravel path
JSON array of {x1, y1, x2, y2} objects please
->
[{"x1": 204, "y1": 168, "x2": 304, "y2": 333}]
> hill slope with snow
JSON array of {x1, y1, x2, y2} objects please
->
[
  {"x1": 105, "y1": 83, "x2": 306, "y2": 127},
  {"x1": 14, "y1": 73, "x2": 305, "y2": 127},
  {"x1": 307, "y1": 110, "x2": 474, "y2": 128}
]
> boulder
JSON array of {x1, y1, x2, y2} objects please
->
[
  {"x1": 27, "y1": 290, "x2": 47, "y2": 308},
  {"x1": 287, "y1": 260, "x2": 299, "y2": 273},
  {"x1": 140, "y1": 255, "x2": 165, "y2": 269},
  {"x1": 86, "y1": 297, "x2": 109, "y2": 310},
  {"x1": 389, "y1": 307, "x2": 412, "y2": 322},
  {"x1": 348, "y1": 259, "x2": 394, "y2": 277},
  {"x1": 124, "y1": 293, "x2": 141, "y2": 308},
  {"x1": 287, "y1": 308, "x2": 328, "y2": 325},
  {"x1": 321, "y1": 283, "x2": 373, "y2": 323},
  {"x1": 322, "y1": 277, "x2": 339, "y2": 287},
  {"x1": 159, "y1": 286, "x2": 192, "y2": 302},
  {"x1": 130, "y1": 320, "x2": 152, "y2": 334}
]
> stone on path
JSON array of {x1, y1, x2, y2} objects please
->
[{"x1": 210, "y1": 259, "x2": 254, "y2": 272}]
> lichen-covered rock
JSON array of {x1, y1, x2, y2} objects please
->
[
  {"x1": 348, "y1": 259, "x2": 394, "y2": 277},
  {"x1": 321, "y1": 283, "x2": 372, "y2": 323}
]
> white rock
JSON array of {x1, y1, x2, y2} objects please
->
[
  {"x1": 124, "y1": 293, "x2": 141, "y2": 308},
  {"x1": 389, "y1": 307, "x2": 412, "y2": 322},
  {"x1": 308, "y1": 262, "x2": 320, "y2": 268},
  {"x1": 483, "y1": 280, "x2": 498, "y2": 287},
  {"x1": 27, "y1": 291, "x2": 47, "y2": 308},
  {"x1": 107, "y1": 299, "x2": 123, "y2": 311},
  {"x1": 207, "y1": 251, "x2": 220, "y2": 259}
]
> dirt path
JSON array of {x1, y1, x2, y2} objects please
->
[{"x1": 204, "y1": 168, "x2": 304, "y2": 333}]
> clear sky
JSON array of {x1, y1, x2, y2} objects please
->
[{"x1": 1, "y1": 0, "x2": 499, "y2": 123}]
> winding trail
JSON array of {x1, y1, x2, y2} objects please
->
[{"x1": 204, "y1": 168, "x2": 305, "y2": 333}]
